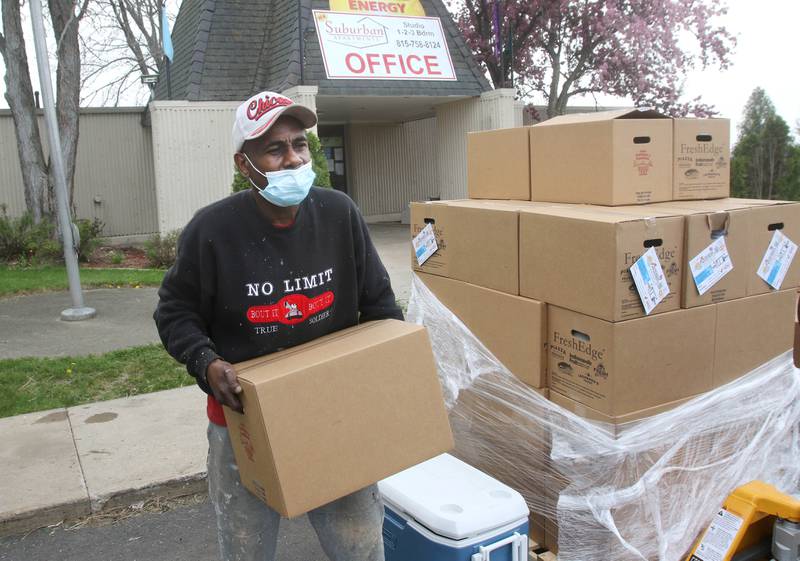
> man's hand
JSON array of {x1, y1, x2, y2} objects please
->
[{"x1": 207, "y1": 359, "x2": 243, "y2": 413}]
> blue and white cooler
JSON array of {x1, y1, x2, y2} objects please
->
[{"x1": 378, "y1": 453, "x2": 529, "y2": 561}]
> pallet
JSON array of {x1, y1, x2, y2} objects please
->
[{"x1": 529, "y1": 540, "x2": 558, "y2": 561}]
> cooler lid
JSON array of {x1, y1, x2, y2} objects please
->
[{"x1": 377, "y1": 453, "x2": 528, "y2": 540}]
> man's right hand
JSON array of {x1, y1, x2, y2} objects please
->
[{"x1": 207, "y1": 359, "x2": 244, "y2": 413}]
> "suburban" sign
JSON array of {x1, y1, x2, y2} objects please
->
[{"x1": 313, "y1": 11, "x2": 456, "y2": 81}]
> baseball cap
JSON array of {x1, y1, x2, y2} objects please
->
[{"x1": 232, "y1": 91, "x2": 318, "y2": 153}]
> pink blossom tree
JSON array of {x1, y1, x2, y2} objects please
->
[{"x1": 447, "y1": 0, "x2": 736, "y2": 117}]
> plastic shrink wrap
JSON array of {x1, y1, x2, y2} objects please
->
[{"x1": 407, "y1": 274, "x2": 800, "y2": 561}]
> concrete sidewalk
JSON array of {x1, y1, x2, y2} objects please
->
[
  {"x1": 0, "y1": 387, "x2": 207, "y2": 537},
  {"x1": 0, "y1": 222, "x2": 412, "y2": 537}
]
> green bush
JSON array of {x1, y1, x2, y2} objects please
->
[
  {"x1": 0, "y1": 206, "x2": 61, "y2": 265},
  {"x1": 308, "y1": 132, "x2": 332, "y2": 188},
  {"x1": 75, "y1": 218, "x2": 105, "y2": 262},
  {"x1": 231, "y1": 164, "x2": 250, "y2": 193},
  {"x1": 0, "y1": 205, "x2": 106, "y2": 265},
  {"x1": 144, "y1": 229, "x2": 181, "y2": 268},
  {"x1": 231, "y1": 130, "x2": 332, "y2": 193}
]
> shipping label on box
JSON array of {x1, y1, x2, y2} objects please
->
[
  {"x1": 617, "y1": 234, "x2": 683, "y2": 320},
  {"x1": 649, "y1": 200, "x2": 759, "y2": 308},
  {"x1": 747, "y1": 202, "x2": 800, "y2": 295},
  {"x1": 756, "y1": 230, "x2": 798, "y2": 290},
  {"x1": 548, "y1": 306, "x2": 715, "y2": 415},
  {"x1": 673, "y1": 118, "x2": 730, "y2": 200},
  {"x1": 689, "y1": 236, "x2": 734, "y2": 296},
  {"x1": 629, "y1": 246, "x2": 671, "y2": 314},
  {"x1": 410, "y1": 200, "x2": 519, "y2": 295},
  {"x1": 412, "y1": 223, "x2": 438, "y2": 266},
  {"x1": 530, "y1": 109, "x2": 673, "y2": 206},
  {"x1": 520, "y1": 205, "x2": 683, "y2": 322},
  {"x1": 410, "y1": 202, "x2": 449, "y2": 275}
]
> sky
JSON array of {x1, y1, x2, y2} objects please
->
[
  {"x1": 522, "y1": 0, "x2": 800, "y2": 143},
  {"x1": 675, "y1": 0, "x2": 799, "y2": 141},
  {"x1": 1, "y1": 0, "x2": 798, "y2": 142}
]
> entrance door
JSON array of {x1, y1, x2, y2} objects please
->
[{"x1": 318, "y1": 125, "x2": 347, "y2": 194}]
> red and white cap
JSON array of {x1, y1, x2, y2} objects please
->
[{"x1": 232, "y1": 91, "x2": 317, "y2": 152}]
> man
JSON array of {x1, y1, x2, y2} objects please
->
[{"x1": 154, "y1": 90, "x2": 403, "y2": 561}]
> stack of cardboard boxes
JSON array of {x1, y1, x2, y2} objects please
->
[{"x1": 410, "y1": 109, "x2": 798, "y2": 551}]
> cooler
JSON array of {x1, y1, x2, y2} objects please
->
[{"x1": 378, "y1": 453, "x2": 529, "y2": 561}]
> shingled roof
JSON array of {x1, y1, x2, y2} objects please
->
[{"x1": 155, "y1": 0, "x2": 491, "y2": 101}]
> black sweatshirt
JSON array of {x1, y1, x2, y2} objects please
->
[{"x1": 153, "y1": 187, "x2": 404, "y2": 394}]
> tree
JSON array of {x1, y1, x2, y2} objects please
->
[
  {"x1": 732, "y1": 88, "x2": 799, "y2": 201},
  {"x1": 737, "y1": 87, "x2": 775, "y2": 139},
  {"x1": 449, "y1": 0, "x2": 736, "y2": 117},
  {"x1": 1, "y1": 0, "x2": 89, "y2": 222},
  {"x1": 783, "y1": 145, "x2": 800, "y2": 201},
  {"x1": 445, "y1": 1, "x2": 546, "y2": 90},
  {"x1": 80, "y1": 0, "x2": 165, "y2": 106}
]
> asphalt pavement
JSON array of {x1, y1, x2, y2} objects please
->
[
  {"x1": 0, "y1": 498, "x2": 328, "y2": 561},
  {"x1": 0, "y1": 287, "x2": 161, "y2": 358}
]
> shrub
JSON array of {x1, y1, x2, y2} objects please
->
[
  {"x1": 308, "y1": 132, "x2": 332, "y2": 188},
  {"x1": 144, "y1": 229, "x2": 181, "y2": 268},
  {"x1": 231, "y1": 164, "x2": 250, "y2": 193},
  {"x1": 231, "y1": 130, "x2": 332, "y2": 193},
  {"x1": 0, "y1": 206, "x2": 60, "y2": 264},
  {"x1": 110, "y1": 250, "x2": 124, "y2": 265},
  {"x1": 75, "y1": 218, "x2": 105, "y2": 262}
]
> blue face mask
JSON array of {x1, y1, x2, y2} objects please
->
[{"x1": 244, "y1": 155, "x2": 315, "y2": 207}]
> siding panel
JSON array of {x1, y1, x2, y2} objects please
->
[
  {"x1": 349, "y1": 117, "x2": 438, "y2": 218},
  {"x1": 150, "y1": 101, "x2": 239, "y2": 232},
  {"x1": 0, "y1": 109, "x2": 158, "y2": 238}
]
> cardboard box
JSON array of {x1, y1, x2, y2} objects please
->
[
  {"x1": 519, "y1": 205, "x2": 684, "y2": 322},
  {"x1": 650, "y1": 199, "x2": 762, "y2": 308},
  {"x1": 417, "y1": 272, "x2": 547, "y2": 388},
  {"x1": 746, "y1": 201, "x2": 800, "y2": 295},
  {"x1": 450, "y1": 377, "x2": 551, "y2": 519},
  {"x1": 549, "y1": 390, "x2": 697, "y2": 437},
  {"x1": 714, "y1": 290, "x2": 795, "y2": 387},
  {"x1": 545, "y1": 519, "x2": 559, "y2": 554},
  {"x1": 548, "y1": 305, "x2": 716, "y2": 416},
  {"x1": 529, "y1": 512, "x2": 547, "y2": 548},
  {"x1": 529, "y1": 109, "x2": 673, "y2": 205},
  {"x1": 672, "y1": 118, "x2": 730, "y2": 200},
  {"x1": 223, "y1": 320, "x2": 454, "y2": 517},
  {"x1": 467, "y1": 127, "x2": 531, "y2": 200},
  {"x1": 546, "y1": 389, "x2": 700, "y2": 558},
  {"x1": 410, "y1": 200, "x2": 519, "y2": 295}
]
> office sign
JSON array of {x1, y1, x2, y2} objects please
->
[{"x1": 313, "y1": 10, "x2": 456, "y2": 81}]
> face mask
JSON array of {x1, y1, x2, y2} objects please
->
[{"x1": 244, "y1": 154, "x2": 315, "y2": 207}]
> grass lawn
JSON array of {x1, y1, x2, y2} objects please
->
[
  {"x1": 0, "y1": 266, "x2": 165, "y2": 297},
  {"x1": 0, "y1": 344, "x2": 194, "y2": 418}
]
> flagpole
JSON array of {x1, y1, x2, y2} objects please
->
[
  {"x1": 161, "y1": 1, "x2": 172, "y2": 99},
  {"x1": 28, "y1": 0, "x2": 95, "y2": 321},
  {"x1": 166, "y1": 57, "x2": 172, "y2": 100}
]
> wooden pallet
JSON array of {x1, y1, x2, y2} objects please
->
[{"x1": 529, "y1": 540, "x2": 558, "y2": 561}]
